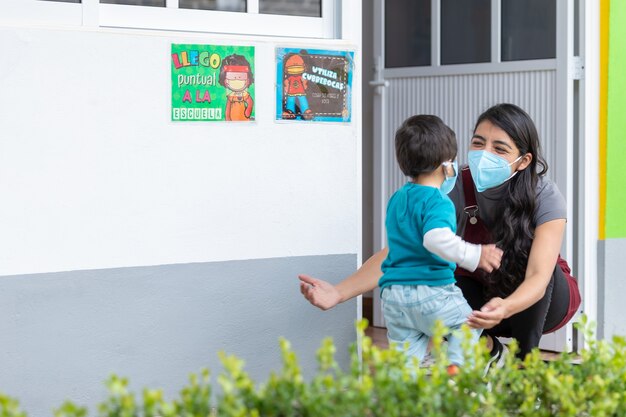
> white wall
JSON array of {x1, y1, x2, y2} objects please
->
[
  {"x1": 0, "y1": 6, "x2": 362, "y2": 415},
  {"x1": 0, "y1": 24, "x2": 361, "y2": 276}
]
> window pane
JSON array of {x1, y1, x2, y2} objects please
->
[
  {"x1": 385, "y1": 0, "x2": 431, "y2": 68},
  {"x1": 259, "y1": 0, "x2": 320, "y2": 17},
  {"x1": 441, "y1": 0, "x2": 490, "y2": 65},
  {"x1": 501, "y1": 0, "x2": 556, "y2": 61},
  {"x1": 100, "y1": 0, "x2": 165, "y2": 5},
  {"x1": 179, "y1": 0, "x2": 246, "y2": 12}
]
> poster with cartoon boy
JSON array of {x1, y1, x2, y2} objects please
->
[{"x1": 276, "y1": 48, "x2": 353, "y2": 122}]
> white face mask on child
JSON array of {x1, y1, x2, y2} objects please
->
[{"x1": 439, "y1": 160, "x2": 458, "y2": 195}]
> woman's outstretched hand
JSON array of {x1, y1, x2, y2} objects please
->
[
  {"x1": 467, "y1": 297, "x2": 508, "y2": 329},
  {"x1": 299, "y1": 274, "x2": 342, "y2": 311}
]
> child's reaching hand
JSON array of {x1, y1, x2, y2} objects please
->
[{"x1": 477, "y1": 244, "x2": 503, "y2": 272}]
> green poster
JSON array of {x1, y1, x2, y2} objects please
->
[{"x1": 171, "y1": 44, "x2": 255, "y2": 122}]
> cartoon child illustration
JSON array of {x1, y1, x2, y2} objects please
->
[
  {"x1": 218, "y1": 54, "x2": 254, "y2": 121},
  {"x1": 282, "y1": 53, "x2": 313, "y2": 120}
]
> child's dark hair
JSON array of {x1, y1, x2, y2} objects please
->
[{"x1": 394, "y1": 115, "x2": 457, "y2": 178}]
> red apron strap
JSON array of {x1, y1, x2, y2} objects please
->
[
  {"x1": 462, "y1": 167, "x2": 477, "y2": 206},
  {"x1": 456, "y1": 168, "x2": 492, "y2": 282}
]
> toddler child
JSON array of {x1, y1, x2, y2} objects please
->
[{"x1": 380, "y1": 115, "x2": 503, "y2": 374}]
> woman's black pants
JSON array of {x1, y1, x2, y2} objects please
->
[{"x1": 455, "y1": 265, "x2": 571, "y2": 358}]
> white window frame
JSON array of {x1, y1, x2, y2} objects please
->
[
  {"x1": 1, "y1": 0, "x2": 83, "y2": 26},
  {"x1": 2, "y1": 0, "x2": 337, "y2": 39},
  {"x1": 384, "y1": 0, "x2": 557, "y2": 78}
]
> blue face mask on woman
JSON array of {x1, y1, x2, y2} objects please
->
[
  {"x1": 439, "y1": 160, "x2": 458, "y2": 195},
  {"x1": 468, "y1": 150, "x2": 523, "y2": 192}
]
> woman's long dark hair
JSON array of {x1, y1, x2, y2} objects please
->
[{"x1": 476, "y1": 104, "x2": 548, "y2": 297}]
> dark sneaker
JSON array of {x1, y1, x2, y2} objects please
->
[{"x1": 483, "y1": 336, "x2": 507, "y2": 376}]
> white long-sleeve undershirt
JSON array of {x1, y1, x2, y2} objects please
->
[{"x1": 423, "y1": 228, "x2": 481, "y2": 272}]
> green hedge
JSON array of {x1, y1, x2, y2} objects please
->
[{"x1": 2, "y1": 316, "x2": 625, "y2": 417}]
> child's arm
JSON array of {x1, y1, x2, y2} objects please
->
[{"x1": 423, "y1": 228, "x2": 502, "y2": 272}]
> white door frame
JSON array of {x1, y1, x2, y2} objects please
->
[
  {"x1": 578, "y1": 0, "x2": 600, "y2": 347},
  {"x1": 370, "y1": 0, "x2": 387, "y2": 328}
]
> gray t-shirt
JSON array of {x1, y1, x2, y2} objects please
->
[{"x1": 448, "y1": 167, "x2": 567, "y2": 237}]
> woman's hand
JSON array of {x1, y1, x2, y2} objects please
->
[
  {"x1": 298, "y1": 248, "x2": 388, "y2": 311},
  {"x1": 467, "y1": 297, "x2": 509, "y2": 329},
  {"x1": 299, "y1": 274, "x2": 342, "y2": 311}
]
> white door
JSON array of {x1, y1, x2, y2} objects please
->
[{"x1": 371, "y1": 0, "x2": 588, "y2": 352}]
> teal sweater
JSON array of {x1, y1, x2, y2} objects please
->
[{"x1": 379, "y1": 183, "x2": 457, "y2": 289}]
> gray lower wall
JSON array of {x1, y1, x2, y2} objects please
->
[
  {"x1": 0, "y1": 254, "x2": 357, "y2": 416},
  {"x1": 598, "y1": 239, "x2": 626, "y2": 339}
]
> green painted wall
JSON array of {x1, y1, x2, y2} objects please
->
[{"x1": 605, "y1": 0, "x2": 626, "y2": 238}]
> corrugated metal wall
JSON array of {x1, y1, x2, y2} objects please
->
[{"x1": 383, "y1": 70, "x2": 557, "y2": 199}]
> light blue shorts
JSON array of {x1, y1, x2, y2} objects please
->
[{"x1": 381, "y1": 284, "x2": 482, "y2": 366}]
